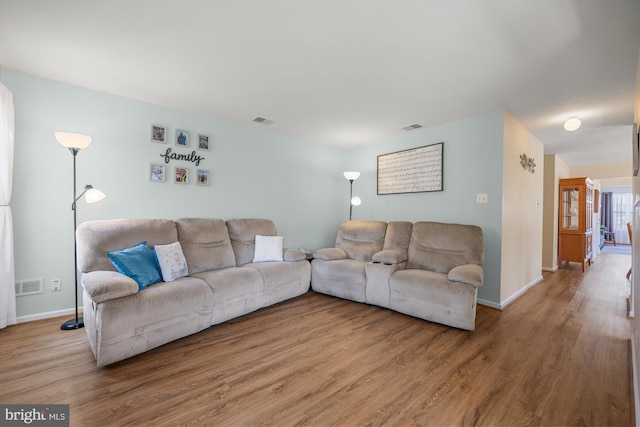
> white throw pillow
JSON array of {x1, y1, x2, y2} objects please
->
[
  {"x1": 253, "y1": 235, "x2": 284, "y2": 262},
  {"x1": 154, "y1": 241, "x2": 189, "y2": 282}
]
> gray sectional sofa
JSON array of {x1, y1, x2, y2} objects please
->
[
  {"x1": 311, "y1": 220, "x2": 484, "y2": 330},
  {"x1": 77, "y1": 218, "x2": 310, "y2": 367},
  {"x1": 76, "y1": 217, "x2": 484, "y2": 367}
]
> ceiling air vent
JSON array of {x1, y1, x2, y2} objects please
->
[
  {"x1": 15, "y1": 278, "x2": 45, "y2": 297},
  {"x1": 253, "y1": 117, "x2": 275, "y2": 126},
  {"x1": 402, "y1": 124, "x2": 423, "y2": 131}
]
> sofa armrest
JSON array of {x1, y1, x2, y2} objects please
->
[
  {"x1": 313, "y1": 247, "x2": 347, "y2": 261},
  {"x1": 448, "y1": 264, "x2": 484, "y2": 288},
  {"x1": 372, "y1": 250, "x2": 407, "y2": 265},
  {"x1": 283, "y1": 248, "x2": 306, "y2": 262},
  {"x1": 82, "y1": 271, "x2": 139, "y2": 304}
]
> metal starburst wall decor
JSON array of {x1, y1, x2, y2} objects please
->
[{"x1": 520, "y1": 153, "x2": 536, "y2": 174}]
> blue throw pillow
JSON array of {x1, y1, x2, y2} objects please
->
[{"x1": 107, "y1": 241, "x2": 162, "y2": 290}]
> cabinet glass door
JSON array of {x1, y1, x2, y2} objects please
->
[
  {"x1": 585, "y1": 186, "x2": 593, "y2": 231},
  {"x1": 561, "y1": 186, "x2": 579, "y2": 230}
]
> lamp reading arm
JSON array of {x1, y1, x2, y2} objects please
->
[{"x1": 72, "y1": 185, "x2": 105, "y2": 210}]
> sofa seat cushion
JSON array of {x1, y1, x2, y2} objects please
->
[
  {"x1": 389, "y1": 269, "x2": 478, "y2": 330},
  {"x1": 245, "y1": 261, "x2": 311, "y2": 306},
  {"x1": 176, "y1": 218, "x2": 236, "y2": 274},
  {"x1": 311, "y1": 259, "x2": 366, "y2": 302},
  {"x1": 89, "y1": 276, "x2": 213, "y2": 366},
  {"x1": 192, "y1": 267, "x2": 264, "y2": 325}
]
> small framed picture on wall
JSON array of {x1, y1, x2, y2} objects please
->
[
  {"x1": 198, "y1": 134, "x2": 210, "y2": 151},
  {"x1": 196, "y1": 169, "x2": 210, "y2": 186},
  {"x1": 149, "y1": 164, "x2": 166, "y2": 182},
  {"x1": 175, "y1": 167, "x2": 189, "y2": 184},
  {"x1": 176, "y1": 129, "x2": 190, "y2": 147},
  {"x1": 151, "y1": 125, "x2": 167, "y2": 143}
]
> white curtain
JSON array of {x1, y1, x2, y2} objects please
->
[
  {"x1": 612, "y1": 192, "x2": 633, "y2": 245},
  {"x1": 0, "y1": 82, "x2": 16, "y2": 329}
]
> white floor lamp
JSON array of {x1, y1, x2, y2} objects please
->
[
  {"x1": 56, "y1": 132, "x2": 105, "y2": 330},
  {"x1": 343, "y1": 171, "x2": 361, "y2": 220}
]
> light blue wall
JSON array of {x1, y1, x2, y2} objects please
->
[
  {"x1": 345, "y1": 113, "x2": 505, "y2": 303},
  {"x1": 2, "y1": 68, "x2": 506, "y2": 318},
  {"x1": 2, "y1": 69, "x2": 346, "y2": 318}
]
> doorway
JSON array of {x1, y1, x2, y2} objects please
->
[{"x1": 601, "y1": 187, "x2": 633, "y2": 246}]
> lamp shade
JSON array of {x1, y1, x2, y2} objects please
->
[
  {"x1": 55, "y1": 132, "x2": 92, "y2": 149},
  {"x1": 343, "y1": 171, "x2": 360, "y2": 181},
  {"x1": 350, "y1": 196, "x2": 362, "y2": 206},
  {"x1": 563, "y1": 118, "x2": 581, "y2": 132},
  {"x1": 84, "y1": 187, "x2": 106, "y2": 203}
]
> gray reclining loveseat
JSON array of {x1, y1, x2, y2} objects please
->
[{"x1": 311, "y1": 220, "x2": 484, "y2": 330}]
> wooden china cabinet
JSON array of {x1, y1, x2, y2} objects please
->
[{"x1": 558, "y1": 177, "x2": 594, "y2": 272}]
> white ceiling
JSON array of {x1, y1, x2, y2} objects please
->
[{"x1": 1, "y1": 0, "x2": 639, "y2": 166}]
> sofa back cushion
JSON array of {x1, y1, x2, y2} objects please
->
[
  {"x1": 226, "y1": 218, "x2": 278, "y2": 266},
  {"x1": 407, "y1": 221, "x2": 484, "y2": 273},
  {"x1": 176, "y1": 218, "x2": 237, "y2": 274},
  {"x1": 335, "y1": 220, "x2": 388, "y2": 261},
  {"x1": 77, "y1": 218, "x2": 178, "y2": 273},
  {"x1": 383, "y1": 221, "x2": 413, "y2": 253}
]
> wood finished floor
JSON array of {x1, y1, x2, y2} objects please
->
[{"x1": 0, "y1": 253, "x2": 633, "y2": 426}]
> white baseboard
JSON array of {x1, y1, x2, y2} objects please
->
[
  {"x1": 501, "y1": 275, "x2": 543, "y2": 309},
  {"x1": 541, "y1": 266, "x2": 557, "y2": 272},
  {"x1": 478, "y1": 275, "x2": 544, "y2": 311},
  {"x1": 477, "y1": 299, "x2": 502, "y2": 310},
  {"x1": 631, "y1": 333, "x2": 640, "y2": 427},
  {"x1": 17, "y1": 307, "x2": 82, "y2": 324}
]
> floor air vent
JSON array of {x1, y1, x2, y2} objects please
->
[{"x1": 15, "y1": 278, "x2": 45, "y2": 296}]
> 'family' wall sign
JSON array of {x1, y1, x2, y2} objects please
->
[
  {"x1": 149, "y1": 124, "x2": 211, "y2": 186},
  {"x1": 159, "y1": 148, "x2": 205, "y2": 166}
]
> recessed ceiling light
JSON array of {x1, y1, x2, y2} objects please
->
[{"x1": 564, "y1": 118, "x2": 581, "y2": 131}]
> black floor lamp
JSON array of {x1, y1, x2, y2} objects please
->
[
  {"x1": 343, "y1": 171, "x2": 361, "y2": 220},
  {"x1": 56, "y1": 132, "x2": 105, "y2": 331}
]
